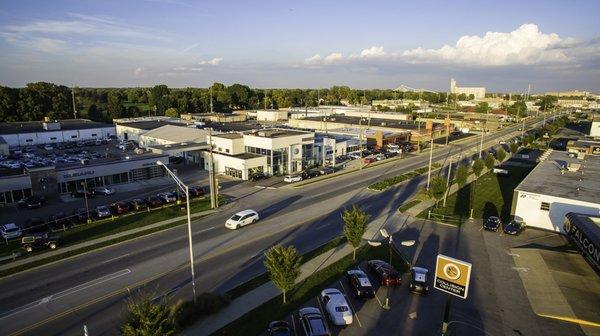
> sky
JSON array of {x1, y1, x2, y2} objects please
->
[{"x1": 0, "y1": 0, "x2": 599, "y2": 92}]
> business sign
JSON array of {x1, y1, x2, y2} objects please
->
[
  {"x1": 564, "y1": 216, "x2": 600, "y2": 271},
  {"x1": 434, "y1": 254, "x2": 472, "y2": 299},
  {"x1": 323, "y1": 137, "x2": 336, "y2": 148}
]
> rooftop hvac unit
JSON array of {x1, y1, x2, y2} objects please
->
[{"x1": 567, "y1": 163, "x2": 581, "y2": 172}]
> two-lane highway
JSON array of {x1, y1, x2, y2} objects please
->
[{"x1": 0, "y1": 116, "x2": 549, "y2": 336}]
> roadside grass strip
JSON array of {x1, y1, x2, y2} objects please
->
[{"x1": 368, "y1": 163, "x2": 442, "y2": 191}]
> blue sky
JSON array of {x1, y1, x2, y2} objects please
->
[{"x1": 0, "y1": 0, "x2": 599, "y2": 92}]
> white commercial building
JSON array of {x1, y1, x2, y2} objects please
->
[
  {"x1": 0, "y1": 119, "x2": 115, "y2": 148},
  {"x1": 243, "y1": 129, "x2": 315, "y2": 175},
  {"x1": 114, "y1": 117, "x2": 191, "y2": 143},
  {"x1": 204, "y1": 133, "x2": 268, "y2": 180},
  {"x1": 450, "y1": 78, "x2": 486, "y2": 99},
  {"x1": 511, "y1": 150, "x2": 600, "y2": 232},
  {"x1": 591, "y1": 119, "x2": 600, "y2": 138},
  {"x1": 256, "y1": 110, "x2": 288, "y2": 122}
]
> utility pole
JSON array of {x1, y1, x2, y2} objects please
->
[
  {"x1": 479, "y1": 106, "x2": 489, "y2": 158},
  {"x1": 208, "y1": 129, "x2": 216, "y2": 208},
  {"x1": 443, "y1": 156, "x2": 453, "y2": 207},
  {"x1": 426, "y1": 136, "x2": 434, "y2": 191},
  {"x1": 210, "y1": 84, "x2": 214, "y2": 113},
  {"x1": 359, "y1": 117, "x2": 364, "y2": 170},
  {"x1": 71, "y1": 86, "x2": 77, "y2": 119}
]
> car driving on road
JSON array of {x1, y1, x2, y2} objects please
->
[
  {"x1": 319, "y1": 288, "x2": 353, "y2": 326},
  {"x1": 346, "y1": 269, "x2": 375, "y2": 298},
  {"x1": 483, "y1": 216, "x2": 501, "y2": 232},
  {"x1": 367, "y1": 259, "x2": 401, "y2": 286},
  {"x1": 225, "y1": 209, "x2": 259, "y2": 229},
  {"x1": 17, "y1": 196, "x2": 46, "y2": 209},
  {"x1": 21, "y1": 232, "x2": 60, "y2": 252},
  {"x1": 298, "y1": 307, "x2": 330, "y2": 336},
  {"x1": 408, "y1": 267, "x2": 430, "y2": 294}
]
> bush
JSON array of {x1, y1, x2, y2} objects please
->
[
  {"x1": 175, "y1": 292, "x2": 230, "y2": 328},
  {"x1": 368, "y1": 163, "x2": 441, "y2": 191}
]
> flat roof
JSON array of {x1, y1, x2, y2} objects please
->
[
  {"x1": 515, "y1": 150, "x2": 600, "y2": 204},
  {"x1": 300, "y1": 115, "x2": 440, "y2": 130},
  {"x1": 0, "y1": 119, "x2": 114, "y2": 135},
  {"x1": 245, "y1": 128, "x2": 312, "y2": 138},
  {"x1": 115, "y1": 119, "x2": 188, "y2": 130},
  {"x1": 149, "y1": 142, "x2": 209, "y2": 152},
  {"x1": 213, "y1": 133, "x2": 243, "y2": 139},
  {"x1": 206, "y1": 122, "x2": 261, "y2": 132}
]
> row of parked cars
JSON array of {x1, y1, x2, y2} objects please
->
[
  {"x1": 483, "y1": 216, "x2": 526, "y2": 235},
  {"x1": 267, "y1": 260, "x2": 429, "y2": 335}
]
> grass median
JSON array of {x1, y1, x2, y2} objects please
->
[
  {"x1": 368, "y1": 163, "x2": 442, "y2": 191},
  {"x1": 212, "y1": 243, "x2": 408, "y2": 336}
]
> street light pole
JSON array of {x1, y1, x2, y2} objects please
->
[
  {"x1": 426, "y1": 136, "x2": 434, "y2": 191},
  {"x1": 82, "y1": 182, "x2": 90, "y2": 223},
  {"x1": 443, "y1": 156, "x2": 454, "y2": 207},
  {"x1": 157, "y1": 161, "x2": 197, "y2": 303}
]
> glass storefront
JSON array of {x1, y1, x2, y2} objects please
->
[
  {"x1": 0, "y1": 188, "x2": 32, "y2": 205},
  {"x1": 225, "y1": 167, "x2": 242, "y2": 179}
]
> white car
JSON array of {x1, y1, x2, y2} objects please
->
[
  {"x1": 283, "y1": 174, "x2": 303, "y2": 183},
  {"x1": 158, "y1": 192, "x2": 177, "y2": 203},
  {"x1": 320, "y1": 288, "x2": 353, "y2": 325},
  {"x1": 225, "y1": 209, "x2": 259, "y2": 229},
  {"x1": 95, "y1": 186, "x2": 115, "y2": 196},
  {"x1": 43, "y1": 145, "x2": 54, "y2": 151},
  {"x1": 348, "y1": 152, "x2": 361, "y2": 159},
  {"x1": 94, "y1": 205, "x2": 111, "y2": 218},
  {"x1": 1, "y1": 223, "x2": 23, "y2": 239},
  {"x1": 499, "y1": 140, "x2": 507, "y2": 145}
]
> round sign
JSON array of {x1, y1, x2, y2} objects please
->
[
  {"x1": 443, "y1": 263, "x2": 461, "y2": 280},
  {"x1": 294, "y1": 148, "x2": 300, "y2": 155}
]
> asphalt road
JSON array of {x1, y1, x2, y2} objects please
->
[{"x1": 0, "y1": 117, "x2": 550, "y2": 336}]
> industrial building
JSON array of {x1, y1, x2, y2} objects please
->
[
  {"x1": 0, "y1": 119, "x2": 115, "y2": 147},
  {"x1": 511, "y1": 150, "x2": 600, "y2": 233},
  {"x1": 450, "y1": 78, "x2": 486, "y2": 99}
]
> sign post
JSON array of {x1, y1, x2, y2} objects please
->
[{"x1": 434, "y1": 254, "x2": 472, "y2": 335}]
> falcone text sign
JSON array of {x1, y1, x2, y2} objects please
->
[{"x1": 434, "y1": 254, "x2": 472, "y2": 299}]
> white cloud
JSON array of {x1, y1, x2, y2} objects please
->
[
  {"x1": 133, "y1": 67, "x2": 144, "y2": 76},
  {"x1": 324, "y1": 53, "x2": 343, "y2": 63},
  {"x1": 198, "y1": 57, "x2": 222, "y2": 66},
  {"x1": 360, "y1": 46, "x2": 386, "y2": 58},
  {"x1": 304, "y1": 54, "x2": 322, "y2": 64},
  {"x1": 402, "y1": 24, "x2": 572, "y2": 66}
]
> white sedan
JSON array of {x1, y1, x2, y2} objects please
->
[
  {"x1": 319, "y1": 288, "x2": 353, "y2": 326},
  {"x1": 225, "y1": 209, "x2": 260, "y2": 229},
  {"x1": 283, "y1": 174, "x2": 303, "y2": 183}
]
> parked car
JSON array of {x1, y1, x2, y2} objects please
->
[
  {"x1": 408, "y1": 267, "x2": 430, "y2": 294},
  {"x1": 225, "y1": 209, "x2": 259, "y2": 229},
  {"x1": 1, "y1": 223, "x2": 23, "y2": 239},
  {"x1": 94, "y1": 205, "x2": 112, "y2": 219},
  {"x1": 367, "y1": 260, "x2": 401, "y2": 286},
  {"x1": 250, "y1": 172, "x2": 268, "y2": 181},
  {"x1": 72, "y1": 208, "x2": 90, "y2": 223},
  {"x1": 374, "y1": 154, "x2": 386, "y2": 161},
  {"x1": 346, "y1": 269, "x2": 375, "y2": 298},
  {"x1": 363, "y1": 157, "x2": 376, "y2": 164},
  {"x1": 17, "y1": 196, "x2": 46, "y2": 209},
  {"x1": 24, "y1": 217, "x2": 49, "y2": 234},
  {"x1": 284, "y1": 174, "x2": 303, "y2": 183},
  {"x1": 303, "y1": 169, "x2": 320, "y2": 179},
  {"x1": 21, "y1": 233, "x2": 60, "y2": 252},
  {"x1": 319, "y1": 166, "x2": 335, "y2": 175},
  {"x1": 48, "y1": 212, "x2": 73, "y2": 230},
  {"x1": 158, "y1": 192, "x2": 177, "y2": 203},
  {"x1": 110, "y1": 202, "x2": 131, "y2": 215},
  {"x1": 319, "y1": 289, "x2": 353, "y2": 326},
  {"x1": 188, "y1": 187, "x2": 205, "y2": 197},
  {"x1": 483, "y1": 216, "x2": 501, "y2": 232},
  {"x1": 71, "y1": 189, "x2": 94, "y2": 198},
  {"x1": 145, "y1": 196, "x2": 163, "y2": 207},
  {"x1": 95, "y1": 186, "x2": 115, "y2": 196},
  {"x1": 267, "y1": 321, "x2": 292, "y2": 336},
  {"x1": 130, "y1": 198, "x2": 148, "y2": 211},
  {"x1": 298, "y1": 307, "x2": 330, "y2": 336},
  {"x1": 348, "y1": 152, "x2": 361, "y2": 160},
  {"x1": 503, "y1": 220, "x2": 526, "y2": 235}
]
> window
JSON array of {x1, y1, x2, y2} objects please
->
[
  {"x1": 71, "y1": 135, "x2": 77, "y2": 138},
  {"x1": 540, "y1": 202, "x2": 550, "y2": 211},
  {"x1": 50, "y1": 137, "x2": 57, "y2": 140},
  {"x1": 92, "y1": 133, "x2": 97, "y2": 136},
  {"x1": 225, "y1": 148, "x2": 230, "y2": 153},
  {"x1": 26, "y1": 139, "x2": 33, "y2": 142}
]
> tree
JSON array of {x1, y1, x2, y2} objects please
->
[
  {"x1": 476, "y1": 102, "x2": 489, "y2": 114},
  {"x1": 263, "y1": 245, "x2": 302, "y2": 303},
  {"x1": 484, "y1": 153, "x2": 496, "y2": 170},
  {"x1": 87, "y1": 104, "x2": 103, "y2": 121},
  {"x1": 341, "y1": 205, "x2": 370, "y2": 260},
  {"x1": 164, "y1": 107, "x2": 179, "y2": 118},
  {"x1": 455, "y1": 165, "x2": 470, "y2": 188},
  {"x1": 121, "y1": 294, "x2": 178, "y2": 336},
  {"x1": 472, "y1": 158, "x2": 485, "y2": 178},
  {"x1": 509, "y1": 142, "x2": 519, "y2": 154},
  {"x1": 536, "y1": 95, "x2": 558, "y2": 111},
  {"x1": 497, "y1": 148, "x2": 506, "y2": 162},
  {"x1": 107, "y1": 90, "x2": 125, "y2": 119},
  {"x1": 149, "y1": 85, "x2": 171, "y2": 114},
  {"x1": 428, "y1": 176, "x2": 448, "y2": 206}
]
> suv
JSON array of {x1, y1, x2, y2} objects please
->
[
  {"x1": 298, "y1": 307, "x2": 330, "y2": 336},
  {"x1": 17, "y1": 196, "x2": 46, "y2": 209},
  {"x1": 21, "y1": 233, "x2": 60, "y2": 252},
  {"x1": 483, "y1": 216, "x2": 501, "y2": 232},
  {"x1": 1, "y1": 223, "x2": 23, "y2": 239}
]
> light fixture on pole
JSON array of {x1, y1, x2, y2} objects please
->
[{"x1": 157, "y1": 160, "x2": 197, "y2": 303}]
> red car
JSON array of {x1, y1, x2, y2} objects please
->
[
  {"x1": 363, "y1": 157, "x2": 376, "y2": 164},
  {"x1": 189, "y1": 186, "x2": 205, "y2": 197},
  {"x1": 367, "y1": 260, "x2": 401, "y2": 286},
  {"x1": 110, "y1": 202, "x2": 131, "y2": 215}
]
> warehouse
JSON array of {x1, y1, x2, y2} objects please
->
[
  {"x1": 0, "y1": 118, "x2": 115, "y2": 147},
  {"x1": 511, "y1": 150, "x2": 600, "y2": 232}
]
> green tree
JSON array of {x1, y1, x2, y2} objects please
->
[
  {"x1": 509, "y1": 142, "x2": 519, "y2": 154},
  {"x1": 107, "y1": 90, "x2": 125, "y2": 119},
  {"x1": 476, "y1": 102, "x2": 489, "y2": 114},
  {"x1": 497, "y1": 148, "x2": 506, "y2": 162},
  {"x1": 472, "y1": 158, "x2": 485, "y2": 177},
  {"x1": 455, "y1": 165, "x2": 470, "y2": 188},
  {"x1": 263, "y1": 245, "x2": 302, "y2": 303},
  {"x1": 149, "y1": 85, "x2": 171, "y2": 114},
  {"x1": 341, "y1": 205, "x2": 370, "y2": 260},
  {"x1": 164, "y1": 107, "x2": 179, "y2": 118},
  {"x1": 121, "y1": 294, "x2": 178, "y2": 336},
  {"x1": 428, "y1": 176, "x2": 448, "y2": 206},
  {"x1": 536, "y1": 95, "x2": 558, "y2": 111},
  {"x1": 87, "y1": 104, "x2": 103, "y2": 121},
  {"x1": 484, "y1": 153, "x2": 496, "y2": 170}
]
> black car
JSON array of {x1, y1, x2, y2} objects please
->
[
  {"x1": 408, "y1": 267, "x2": 430, "y2": 294},
  {"x1": 303, "y1": 170, "x2": 320, "y2": 179},
  {"x1": 145, "y1": 195, "x2": 163, "y2": 207},
  {"x1": 129, "y1": 198, "x2": 148, "y2": 211},
  {"x1": 367, "y1": 260, "x2": 401, "y2": 286},
  {"x1": 319, "y1": 166, "x2": 335, "y2": 175},
  {"x1": 250, "y1": 172, "x2": 268, "y2": 181},
  {"x1": 188, "y1": 186, "x2": 205, "y2": 197},
  {"x1": 483, "y1": 216, "x2": 501, "y2": 232},
  {"x1": 48, "y1": 212, "x2": 74, "y2": 230},
  {"x1": 71, "y1": 189, "x2": 95, "y2": 198},
  {"x1": 267, "y1": 321, "x2": 292, "y2": 336},
  {"x1": 21, "y1": 233, "x2": 60, "y2": 252},
  {"x1": 72, "y1": 208, "x2": 90, "y2": 223},
  {"x1": 346, "y1": 269, "x2": 375, "y2": 298},
  {"x1": 17, "y1": 196, "x2": 46, "y2": 209},
  {"x1": 503, "y1": 220, "x2": 526, "y2": 235}
]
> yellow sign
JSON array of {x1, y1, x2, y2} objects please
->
[{"x1": 434, "y1": 254, "x2": 472, "y2": 299}]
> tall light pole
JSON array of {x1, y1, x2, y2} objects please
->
[
  {"x1": 157, "y1": 160, "x2": 197, "y2": 303},
  {"x1": 443, "y1": 155, "x2": 456, "y2": 207},
  {"x1": 81, "y1": 182, "x2": 90, "y2": 224},
  {"x1": 426, "y1": 136, "x2": 434, "y2": 191}
]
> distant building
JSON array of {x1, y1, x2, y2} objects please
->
[
  {"x1": 256, "y1": 110, "x2": 288, "y2": 122},
  {"x1": 591, "y1": 116, "x2": 600, "y2": 138},
  {"x1": 545, "y1": 90, "x2": 590, "y2": 98},
  {"x1": 450, "y1": 78, "x2": 486, "y2": 99}
]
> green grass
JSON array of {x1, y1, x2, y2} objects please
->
[
  {"x1": 398, "y1": 199, "x2": 422, "y2": 213},
  {"x1": 419, "y1": 165, "x2": 533, "y2": 224},
  {"x1": 0, "y1": 197, "x2": 225, "y2": 274},
  {"x1": 212, "y1": 243, "x2": 408, "y2": 336},
  {"x1": 224, "y1": 236, "x2": 347, "y2": 300},
  {"x1": 368, "y1": 163, "x2": 442, "y2": 191}
]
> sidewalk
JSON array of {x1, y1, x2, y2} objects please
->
[
  {"x1": 184, "y1": 243, "x2": 355, "y2": 336},
  {"x1": 0, "y1": 208, "x2": 218, "y2": 272}
]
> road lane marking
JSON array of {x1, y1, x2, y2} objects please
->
[
  {"x1": 0, "y1": 269, "x2": 131, "y2": 321},
  {"x1": 101, "y1": 253, "x2": 131, "y2": 264},
  {"x1": 197, "y1": 226, "x2": 217, "y2": 233},
  {"x1": 537, "y1": 314, "x2": 600, "y2": 328},
  {"x1": 338, "y1": 280, "x2": 362, "y2": 327}
]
